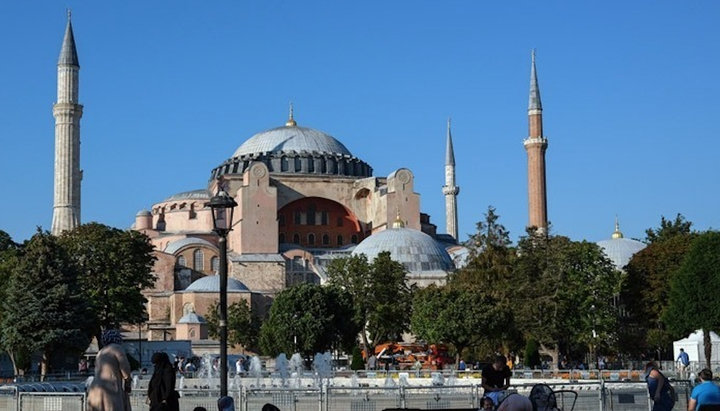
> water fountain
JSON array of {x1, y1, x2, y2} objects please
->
[
  {"x1": 275, "y1": 353, "x2": 290, "y2": 387},
  {"x1": 289, "y1": 353, "x2": 304, "y2": 388},
  {"x1": 312, "y1": 352, "x2": 332, "y2": 388},
  {"x1": 249, "y1": 356, "x2": 263, "y2": 387}
]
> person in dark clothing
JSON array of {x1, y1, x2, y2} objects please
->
[
  {"x1": 148, "y1": 352, "x2": 179, "y2": 411},
  {"x1": 482, "y1": 355, "x2": 512, "y2": 405}
]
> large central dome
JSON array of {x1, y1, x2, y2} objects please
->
[
  {"x1": 211, "y1": 111, "x2": 372, "y2": 179},
  {"x1": 233, "y1": 125, "x2": 353, "y2": 158}
]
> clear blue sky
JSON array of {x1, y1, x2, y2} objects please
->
[{"x1": 1, "y1": 1, "x2": 718, "y2": 244}]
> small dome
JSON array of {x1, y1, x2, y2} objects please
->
[
  {"x1": 352, "y1": 227, "x2": 454, "y2": 274},
  {"x1": 136, "y1": 209, "x2": 151, "y2": 217},
  {"x1": 233, "y1": 125, "x2": 353, "y2": 158},
  {"x1": 596, "y1": 220, "x2": 646, "y2": 270},
  {"x1": 164, "y1": 237, "x2": 216, "y2": 255},
  {"x1": 177, "y1": 312, "x2": 206, "y2": 324},
  {"x1": 184, "y1": 275, "x2": 250, "y2": 292},
  {"x1": 163, "y1": 189, "x2": 210, "y2": 202}
]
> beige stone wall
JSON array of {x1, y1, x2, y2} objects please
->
[
  {"x1": 151, "y1": 252, "x2": 176, "y2": 292},
  {"x1": 232, "y1": 162, "x2": 279, "y2": 253},
  {"x1": 170, "y1": 292, "x2": 252, "y2": 325},
  {"x1": 146, "y1": 293, "x2": 171, "y2": 322},
  {"x1": 151, "y1": 203, "x2": 214, "y2": 233},
  {"x1": 230, "y1": 260, "x2": 285, "y2": 294}
]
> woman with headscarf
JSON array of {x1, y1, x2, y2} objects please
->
[
  {"x1": 87, "y1": 329, "x2": 133, "y2": 411},
  {"x1": 147, "y1": 352, "x2": 179, "y2": 411}
]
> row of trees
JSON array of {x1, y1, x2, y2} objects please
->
[
  {"x1": 225, "y1": 208, "x2": 720, "y2": 369},
  {"x1": 0, "y1": 224, "x2": 156, "y2": 376}
]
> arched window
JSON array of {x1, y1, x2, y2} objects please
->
[
  {"x1": 177, "y1": 255, "x2": 186, "y2": 267},
  {"x1": 293, "y1": 234, "x2": 300, "y2": 244},
  {"x1": 321, "y1": 211, "x2": 329, "y2": 225},
  {"x1": 193, "y1": 249, "x2": 204, "y2": 271},
  {"x1": 308, "y1": 234, "x2": 315, "y2": 246},
  {"x1": 322, "y1": 234, "x2": 330, "y2": 245},
  {"x1": 351, "y1": 235, "x2": 358, "y2": 244},
  {"x1": 210, "y1": 256, "x2": 219, "y2": 273},
  {"x1": 189, "y1": 204, "x2": 196, "y2": 219},
  {"x1": 278, "y1": 214, "x2": 286, "y2": 226},
  {"x1": 337, "y1": 235, "x2": 343, "y2": 246},
  {"x1": 307, "y1": 205, "x2": 316, "y2": 225},
  {"x1": 294, "y1": 210, "x2": 302, "y2": 225},
  {"x1": 279, "y1": 233, "x2": 286, "y2": 243},
  {"x1": 281, "y1": 156, "x2": 289, "y2": 172}
]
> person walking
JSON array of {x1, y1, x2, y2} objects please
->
[
  {"x1": 644, "y1": 361, "x2": 674, "y2": 411},
  {"x1": 688, "y1": 369, "x2": 720, "y2": 411},
  {"x1": 87, "y1": 329, "x2": 133, "y2": 411},
  {"x1": 676, "y1": 348, "x2": 690, "y2": 379},
  {"x1": 147, "y1": 352, "x2": 179, "y2": 411}
]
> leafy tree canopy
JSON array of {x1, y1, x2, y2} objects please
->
[
  {"x1": 59, "y1": 223, "x2": 157, "y2": 345},
  {"x1": 207, "y1": 299, "x2": 260, "y2": 352},
  {"x1": 645, "y1": 213, "x2": 693, "y2": 244}
]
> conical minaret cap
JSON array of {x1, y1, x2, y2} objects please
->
[
  {"x1": 58, "y1": 12, "x2": 79, "y2": 66},
  {"x1": 445, "y1": 117, "x2": 455, "y2": 166},
  {"x1": 528, "y1": 50, "x2": 541, "y2": 111}
]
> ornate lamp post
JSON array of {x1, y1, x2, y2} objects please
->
[{"x1": 209, "y1": 185, "x2": 237, "y2": 397}]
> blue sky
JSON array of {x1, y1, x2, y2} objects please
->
[{"x1": 1, "y1": 1, "x2": 718, "y2": 244}]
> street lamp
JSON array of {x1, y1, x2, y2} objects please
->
[{"x1": 209, "y1": 185, "x2": 237, "y2": 398}]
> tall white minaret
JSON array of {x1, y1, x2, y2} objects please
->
[
  {"x1": 442, "y1": 118, "x2": 460, "y2": 240},
  {"x1": 51, "y1": 11, "x2": 83, "y2": 236}
]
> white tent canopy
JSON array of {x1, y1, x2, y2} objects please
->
[{"x1": 673, "y1": 329, "x2": 720, "y2": 365}]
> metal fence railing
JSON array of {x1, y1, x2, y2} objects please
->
[{"x1": 0, "y1": 380, "x2": 701, "y2": 411}]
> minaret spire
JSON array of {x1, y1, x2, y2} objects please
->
[
  {"x1": 51, "y1": 13, "x2": 83, "y2": 235},
  {"x1": 442, "y1": 117, "x2": 460, "y2": 240},
  {"x1": 524, "y1": 50, "x2": 549, "y2": 234}
]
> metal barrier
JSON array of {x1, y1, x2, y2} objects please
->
[
  {"x1": 245, "y1": 388, "x2": 321, "y2": 411},
  {"x1": 18, "y1": 392, "x2": 86, "y2": 411}
]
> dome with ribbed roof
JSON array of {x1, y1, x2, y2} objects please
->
[
  {"x1": 596, "y1": 220, "x2": 646, "y2": 271},
  {"x1": 233, "y1": 125, "x2": 352, "y2": 158},
  {"x1": 352, "y1": 227, "x2": 454, "y2": 275},
  {"x1": 184, "y1": 275, "x2": 250, "y2": 292}
]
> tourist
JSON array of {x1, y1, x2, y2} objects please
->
[
  {"x1": 458, "y1": 359, "x2": 466, "y2": 371},
  {"x1": 482, "y1": 355, "x2": 512, "y2": 405},
  {"x1": 87, "y1": 329, "x2": 133, "y2": 411},
  {"x1": 367, "y1": 354, "x2": 377, "y2": 370},
  {"x1": 688, "y1": 369, "x2": 720, "y2": 411},
  {"x1": 481, "y1": 396, "x2": 495, "y2": 410},
  {"x1": 497, "y1": 393, "x2": 533, "y2": 411},
  {"x1": 147, "y1": 352, "x2": 179, "y2": 411},
  {"x1": 236, "y1": 357, "x2": 244, "y2": 376},
  {"x1": 676, "y1": 348, "x2": 690, "y2": 379},
  {"x1": 644, "y1": 361, "x2": 675, "y2": 411},
  {"x1": 78, "y1": 358, "x2": 88, "y2": 374}
]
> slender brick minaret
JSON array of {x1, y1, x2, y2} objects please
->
[
  {"x1": 442, "y1": 118, "x2": 459, "y2": 240},
  {"x1": 523, "y1": 50, "x2": 548, "y2": 234},
  {"x1": 51, "y1": 11, "x2": 83, "y2": 236}
]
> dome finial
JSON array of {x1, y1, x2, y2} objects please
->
[
  {"x1": 285, "y1": 101, "x2": 297, "y2": 127},
  {"x1": 612, "y1": 215, "x2": 624, "y2": 239},
  {"x1": 392, "y1": 207, "x2": 405, "y2": 228},
  {"x1": 67, "y1": 8, "x2": 72, "y2": 21}
]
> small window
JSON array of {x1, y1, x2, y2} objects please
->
[
  {"x1": 278, "y1": 214, "x2": 286, "y2": 227},
  {"x1": 321, "y1": 211, "x2": 329, "y2": 225},
  {"x1": 307, "y1": 205, "x2": 316, "y2": 225},
  {"x1": 210, "y1": 256, "x2": 219, "y2": 273},
  {"x1": 322, "y1": 234, "x2": 330, "y2": 245},
  {"x1": 293, "y1": 234, "x2": 300, "y2": 244},
  {"x1": 294, "y1": 210, "x2": 302, "y2": 225},
  {"x1": 337, "y1": 235, "x2": 343, "y2": 246},
  {"x1": 177, "y1": 256, "x2": 186, "y2": 267},
  {"x1": 351, "y1": 235, "x2": 358, "y2": 244},
  {"x1": 294, "y1": 157, "x2": 301, "y2": 172},
  {"x1": 189, "y1": 204, "x2": 197, "y2": 219},
  {"x1": 193, "y1": 249, "x2": 204, "y2": 271},
  {"x1": 281, "y1": 157, "x2": 289, "y2": 172},
  {"x1": 308, "y1": 234, "x2": 315, "y2": 246}
]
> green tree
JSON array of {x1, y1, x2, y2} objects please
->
[
  {"x1": 663, "y1": 231, "x2": 720, "y2": 369},
  {"x1": 513, "y1": 233, "x2": 621, "y2": 368},
  {"x1": 259, "y1": 284, "x2": 359, "y2": 357},
  {"x1": 328, "y1": 252, "x2": 413, "y2": 359},
  {"x1": 0, "y1": 231, "x2": 19, "y2": 367},
  {"x1": 645, "y1": 214, "x2": 693, "y2": 244},
  {"x1": 411, "y1": 284, "x2": 507, "y2": 362},
  {"x1": 1, "y1": 230, "x2": 92, "y2": 377},
  {"x1": 59, "y1": 223, "x2": 156, "y2": 346},
  {"x1": 206, "y1": 299, "x2": 260, "y2": 352}
]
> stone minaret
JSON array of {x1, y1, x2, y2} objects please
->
[
  {"x1": 523, "y1": 50, "x2": 548, "y2": 234},
  {"x1": 51, "y1": 12, "x2": 83, "y2": 236},
  {"x1": 442, "y1": 118, "x2": 460, "y2": 240}
]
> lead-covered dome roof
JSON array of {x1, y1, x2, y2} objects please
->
[
  {"x1": 183, "y1": 275, "x2": 250, "y2": 292},
  {"x1": 233, "y1": 126, "x2": 352, "y2": 158},
  {"x1": 352, "y1": 226, "x2": 455, "y2": 275},
  {"x1": 211, "y1": 112, "x2": 372, "y2": 180},
  {"x1": 596, "y1": 221, "x2": 646, "y2": 271}
]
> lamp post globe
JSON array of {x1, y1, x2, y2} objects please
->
[{"x1": 209, "y1": 185, "x2": 237, "y2": 398}]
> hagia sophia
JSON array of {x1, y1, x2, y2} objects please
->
[{"x1": 50, "y1": 16, "x2": 645, "y2": 349}]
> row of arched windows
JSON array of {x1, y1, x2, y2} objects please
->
[
  {"x1": 176, "y1": 250, "x2": 219, "y2": 273},
  {"x1": 279, "y1": 233, "x2": 358, "y2": 247}
]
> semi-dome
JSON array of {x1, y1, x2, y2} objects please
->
[
  {"x1": 596, "y1": 220, "x2": 647, "y2": 271},
  {"x1": 184, "y1": 275, "x2": 250, "y2": 292},
  {"x1": 177, "y1": 312, "x2": 206, "y2": 324},
  {"x1": 164, "y1": 237, "x2": 216, "y2": 255},
  {"x1": 163, "y1": 189, "x2": 210, "y2": 202},
  {"x1": 352, "y1": 224, "x2": 454, "y2": 275},
  {"x1": 211, "y1": 111, "x2": 372, "y2": 180}
]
